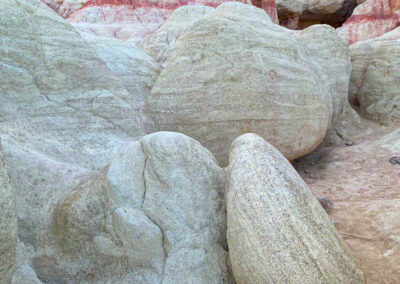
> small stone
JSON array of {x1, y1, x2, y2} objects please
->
[{"x1": 389, "y1": 156, "x2": 400, "y2": 165}]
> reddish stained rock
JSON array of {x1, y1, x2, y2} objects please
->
[
  {"x1": 337, "y1": 0, "x2": 400, "y2": 44},
  {"x1": 41, "y1": 0, "x2": 88, "y2": 18},
  {"x1": 295, "y1": 125, "x2": 400, "y2": 283},
  {"x1": 67, "y1": 0, "x2": 278, "y2": 41}
]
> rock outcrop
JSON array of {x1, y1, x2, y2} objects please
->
[
  {"x1": 49, "y1": 132, "x2": 230, "y2": 282},
  {"x1": 226, "y1": 133, "x2": 365, "y2": 283},
  {"x1": 349, "y1": 27, "x2": 400, "y2": 125},
  {"x1": 145, "y1": 2, "x2": 353, "y2": 165},
  {"x1": 0, "y1": 1, "x2": 156, "y2": 280},
  {"x1": 0, "y1": 142, "x2": 18, "y2": 284},
  {"x1": 67, "y1": 0, "x2": 278, "y2": 42},
  {"x1": 337, "y1": 0, "x2": 400, "y2": 44}
]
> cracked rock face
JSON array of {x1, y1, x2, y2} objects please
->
[
  {"x1": 0, "y1": 0, "x2": 158, "y2": 255},
  {"x1": 226, "y1": 133, "x2": 365, "y2": 283},
  {"x1": 0, "y1": 143, "x2": 18, "y2": 284},
  {"x1": 145, "y1": 2, "x2": 354, "y2": 165},
  {"x1": 50, "y1": 131, "x2": 231, "y2": 283}
]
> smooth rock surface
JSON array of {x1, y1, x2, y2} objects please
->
[
  {"x1": 83, "y1": 33, "x2": 161, "y2": 129},
  {"x1": 0, "y1": 143, "x2": 18, "y2": 284},
  {"x1": 349, "y1": 27, "x2": 400, "y2": 125},
  {"x1": 140, "y1": 5, "x2": 215, "y2": 62},
  {"x1": 49, "y1": 132, "x2": 230, "y2": 282},
  {"x1": 226, "y1": 133, "x2": 365, "y2": 283},
  {"x1": 337, "y1": 0, "x2": 400, "y2": 44},
  {"x1": 145, "y1": 2, "x2": 353, "y2": 165}
]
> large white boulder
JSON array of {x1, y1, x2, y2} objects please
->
[
  {"x1": 226, "y1": 133, "x2": 365, "y2": 283},
  {"x1": 349, "y1": 27, "x2": 400, "y2": 125},
  {"x1": 48, "y1": 132, "x2": 231, "y2": 282},
  {"x1": 145, "y1": 2, "x2": 354, "y2": 165}
]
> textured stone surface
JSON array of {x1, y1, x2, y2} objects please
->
[
  {"x1": 67, "y1": 0, "x2": 278, "y2": 42},
  {"x1": 50, "y1": 132, "x2": 230, "y2": 282},
  {"x1": 349, "y1": 27, "x2": 400, "y2": 125},
  {"x1": 295, "y1": 125, "x2": 400, "y2": 283},
  {"x1": 83, "y1": 33, "x2": 161, "y2": 128},
  {"x1": 337, "y1": 0, "x2": 400, "y2": 44},
  {"x1": 0, "y1": 1, "x2": 159, "y2": 282},
  {"x1": 145, "y1": 2, "x2": 353, "y2": 165},
  {"x1": 0, "y1": 0, "x2": 155, "y2": 240},
  {"x1": 226, "y1": 133, "x2": 365, "y2": 284},
  {"x1": 140, "y1": 5, "x2": 215, "y2": 62},
  {"x1": 0, "y1": 143, "x2": 18, "y2": 284}
]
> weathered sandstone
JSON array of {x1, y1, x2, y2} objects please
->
[
  {"x1": 226, "y1": 133, "x2": 365, "y2": 283},
  {"x1": 337, "y1": 0, "x2": 400, "y2": 44},
  {"x1": 145, "y1": 2, "x2": 354, "y2": 165},
  {"x1": 349, "y1": 27, "x2": 400, "y2": 125}
]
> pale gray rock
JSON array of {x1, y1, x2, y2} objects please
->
[
  {"x1": 0, "y1": 1, "x2": 160, "y2": 280},
  {"x1": 49, "y1": 132, "x2": 230, "y2": 283},
  {"x1": 0, "y1": 142, "x2": 18, "y2": 284},
  {"x1": 349, "y1": 27, "x2": 400, "y2": 126},
  {"x1": 145, "y1": 2, "x2": 352, "y2": 165},
  {"x1": 12, "y1": 264, "x2": 42, "y2": 284},
  {"x1": 112, "y1": 207, "x2": 164, "y2": 271},
  {"x1": 294, "y1": 24, "x2": 365, "y2": 143},
  {"x1": 83, "y1": 33, "x2": 160, "y2": 113},
  {"x1": 226, "y1": 133, "x2": 365, "y2": 283},
  {"x1": 140, "y1": 5, "x2": 214, "y2": 63}
]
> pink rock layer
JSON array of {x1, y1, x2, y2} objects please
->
[
  {"x1": 337, "y1": 0, "x2": 400, "y2": 44},
  {"x1": 66, "y1": 0, "x2": 278, "y2": 41}
]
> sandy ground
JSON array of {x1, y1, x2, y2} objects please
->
[{"x1": 295, "y1": 122, "x2": 400, "y2": 283}]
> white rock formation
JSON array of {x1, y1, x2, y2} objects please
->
[
  {"x1": 0, "y1": 142, "x2": 18, "y2": 284},
  {"x1": 145, "y1": 2, "x2": 354, "y2": 165},
  {"x1": 0, "y1": 0, "x2": 157, "y2": 246},
  {"x1": 0, "y1": 1, "x2": 160, "y2": 281},
  {"x1": 349, "y1": 27, "x2": 400, "y2": 125},
  {"x1": 48, "y1": 132, "x2": 230, "y2": 282},
  {"x1": 140, "y1": 5, "x2": 215, "y2": 62},
  {"x1": 83, "y1": 33, "x2": 161, "y2": 129},
  {"x1": 226, "y1": 133, "x2": 365, "y2": 283}
]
